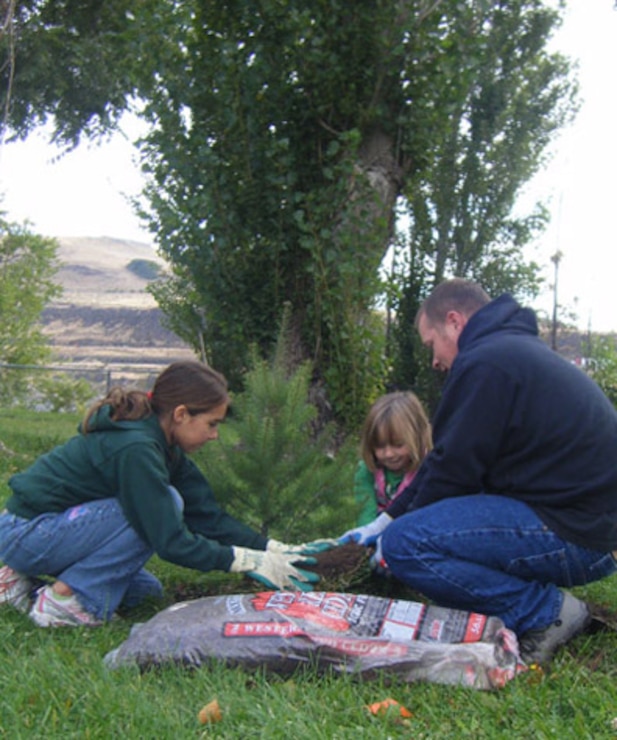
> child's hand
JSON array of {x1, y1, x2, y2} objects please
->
[{"x1": 338, "y1": 512, "x2": 393, "y2": 546}]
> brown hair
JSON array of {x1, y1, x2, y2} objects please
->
[
  {"x1": 82, "y1": 361, "x2": 229, "y2": 432},
  {"x1": 360, "y1": 392, "x2": 432, "y2": 474},
  {"x1": 415, "y1": 278, "x2": 490, "y2": 328}
]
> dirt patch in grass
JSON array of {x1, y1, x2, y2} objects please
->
[
  {"x1": 561, "y1": 603, "x2": 617, "y2": 671},
  {"x1": 589, "y1": 603, "x2": 617, "y2": 633}
]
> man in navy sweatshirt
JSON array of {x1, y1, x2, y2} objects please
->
[{"x1": 341, "y1": 278, "x2": 617, "y2": 665}]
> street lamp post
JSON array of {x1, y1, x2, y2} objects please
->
[{"x1": 550, "y1": 250, "x2": 563, "y2": 351}]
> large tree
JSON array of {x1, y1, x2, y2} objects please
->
[
  {"x1": 1, "y1": 0, "x2": 576, "y2": 424},
  {"x1": 389, "y1": 1, "x2": 575, "y2": 393}
]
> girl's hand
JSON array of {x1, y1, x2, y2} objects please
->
[
  {"x1": 338, "y1": 512, "x2": 393, "y2": 546},
  {"x1": 230, "y1": 546, "x2": 319, "y2": 592}
]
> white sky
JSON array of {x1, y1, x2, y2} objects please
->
[
  {"x1": 520, "y1": 0, "x2": 617, "y2": 332},
  {"x1": 0, "y1": 0, "x2": 616, "y2": 330},
  {"x1": 0, "y1": 115, "x2": 150, "y2": 243}
]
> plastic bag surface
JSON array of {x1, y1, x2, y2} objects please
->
[{"x1": 104, "y1": 591, "x2": 523, "y2": 690}]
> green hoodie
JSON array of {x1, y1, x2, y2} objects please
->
[{"x1": 6, "y1": 407, "x2": 266, "y2": 573}]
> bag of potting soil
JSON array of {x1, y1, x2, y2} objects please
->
[{"x1": 104, "y1": 591, "x2": 524, "y2": 690}]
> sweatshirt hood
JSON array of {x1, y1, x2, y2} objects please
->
[
  {"x1": 458, "y1": 293, "x2": 537, "y2": 351},
  {"x1": 82, "y1": 406, "x2": 166, "y2": 443}
]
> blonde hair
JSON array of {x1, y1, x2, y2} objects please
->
[
  {"x1": 82, "y1": 361, "x2": 228, "y2": 432},
  {"x1": 360, "y1": 392, "x2": 432, "y2": 473}
]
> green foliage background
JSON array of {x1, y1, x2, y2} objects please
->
[
  {"x1": 0, "y1": 215, "x2": 60, "y2": 366},
  {"x1": 1, "y1": 0, "x2": 577, "y2": 427},
  {"x1": 589, "y1": 337, "x2": 617, "y2": 409}
]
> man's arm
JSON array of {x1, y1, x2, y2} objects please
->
[{"x1": 389, "y1": 362, "x2": 516, "y2": 516}]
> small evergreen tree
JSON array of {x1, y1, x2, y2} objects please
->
[{"x1": 197, "y1": 322, "x2": 357, "y2": 541}]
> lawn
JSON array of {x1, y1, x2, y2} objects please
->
[{"x1": 1, "y1": 408, "x2": 617, "y2": 739}]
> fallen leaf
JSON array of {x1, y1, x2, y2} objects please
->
[
  {"x1": 365, "y1": 697, "x2": 413, "y2": 719},
  {"x1": 198, "y1": 698, "x2": 222, "y2": 724}
]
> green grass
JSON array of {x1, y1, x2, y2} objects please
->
[{"x1": 2, "y1": 408, "x2": 617, "y2": 738}]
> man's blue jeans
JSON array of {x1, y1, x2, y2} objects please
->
[
  {"x1": 0, "y1": 499, "x2": 163, "y2": 620},
  {"x1": 381, "y1": 494, "x2": 617, "y2": 634}
]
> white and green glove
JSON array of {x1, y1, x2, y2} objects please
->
[
  {"x1": 267, "y1": 538, "x2": 339, "y2": 556},
  {"x1": 338, "y1": 512, "x2": 393, "y2": 546},
  {"x1": 230, "y1": 546, "x2": 320, "y2": 592}
]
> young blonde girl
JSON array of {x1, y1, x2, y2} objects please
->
[
  {"x1": 0, "y1": 361, "x2": 323, "y2": 627},
  {"x1": 354, "y1": 391, "x2": 432, "y2": 526}
]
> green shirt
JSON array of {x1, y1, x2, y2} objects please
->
[
  {"x1": 353, "y1": 460, "x2": 407, "y2": 526},
  {"x1": 7, "y1": 407, "x2": 266, "y2": 573}
]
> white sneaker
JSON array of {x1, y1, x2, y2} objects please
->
[
  {"x1": 0, "y1": 565, "x2": 34, "y2": 613},
  {"x1": 29, "y1": 585, "x2": 104, "y2": 627}
]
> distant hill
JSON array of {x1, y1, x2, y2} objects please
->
[
  {"x1": 42, "y1": 237, "x2": 610, "y2": 371},
  {"x1": 41, "y1": 236, "x2": 196, "y2": 366},
  {"x1": 51, "y1": 236, "x2": 165, "y2": 308}
]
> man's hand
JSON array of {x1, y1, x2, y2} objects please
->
[
  {"x1": 267, "y1": 538, "x2": 339, "y2": 556},
  {"x1": 338, "y1": 512, "x2": 393, "y2": 546},
  {"x1": 230, "y1": 546, "x2": 319, "y2": 592}
]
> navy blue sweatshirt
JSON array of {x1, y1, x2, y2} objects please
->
[{"x1": 388, "y1": 294, "x2": 617, "y2": 552}]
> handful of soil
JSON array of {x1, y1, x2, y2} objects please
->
[{"x1": 301, "y1": 542, "x2": 370, "y2": 591}]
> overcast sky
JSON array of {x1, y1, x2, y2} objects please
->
[
  {"x1": 0, "y1": 0, "x2": 616, "y2": 330},
  {"x1": 519, "y1": 0, "x2": 617, "y2": 332},
  {"x1": 0, "y1": 114, "x2": 150, "y2": 243}
]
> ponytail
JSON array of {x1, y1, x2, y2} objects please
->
[{"x1": 82, "y1": 361, "x2": 228, "y2": 433}]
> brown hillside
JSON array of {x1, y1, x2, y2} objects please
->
[
  {"x1": 42, "y1": 237, "x2": 196, "y2": 366},
  {"x1": 52, "y1": 236, "x2": 165, "y2": 307}
]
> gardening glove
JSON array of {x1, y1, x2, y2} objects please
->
[
  {"x1": 267, "y1": 538, "x2": 339, "y2": 556},
  {"x1": 369, "y1": 536, "x2": 391, "y2": 579},
  {"x1": 338, "y1": 512, "x2": 393, "y2": 546},
  {"x1": 230, "y1": 546, "x2": 320, "y2": 592}
]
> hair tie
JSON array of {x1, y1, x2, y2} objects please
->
[{"x1": 146, "y1": 391, "x2": 153, "y2": 401}]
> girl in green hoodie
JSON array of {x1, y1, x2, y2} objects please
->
[{"x1": 0, "y1": 361, "x2": 328, "y2": 627}]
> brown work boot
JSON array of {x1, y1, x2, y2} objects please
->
[{"x1": 519, "y1": 591, "x2": 591, "y2": 666}]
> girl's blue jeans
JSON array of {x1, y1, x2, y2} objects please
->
[
  {"x1": 381, "y1": 494, "x2": 617, "y2": 635},
  {"x1": 0, "y1": 498, "x2": 167, "y2": 620}
]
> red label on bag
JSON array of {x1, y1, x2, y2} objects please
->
[
  {"x1": 311, "y1": 635, "x2": 410, "y2": 658},
  {"x1": 463, "y1": 613, "x2": 488, "y2": 642},
  {"x1": 223, "y1": 621, "x2": 304, "y2": 638}
]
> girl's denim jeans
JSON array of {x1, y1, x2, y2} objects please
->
[
  {"x1": 0, "y1": 497, "x2": 166, "y2": 620},
  {"x1": 382, "y1": 494, "x2": 617, "y2": 634}
]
